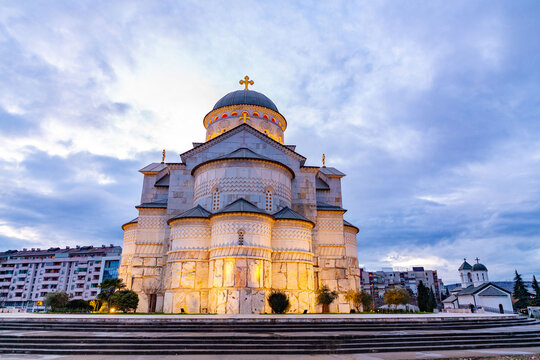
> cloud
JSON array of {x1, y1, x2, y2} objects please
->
[{"x1": 0, "y1": 1, "x2": 539, "y2": 284}]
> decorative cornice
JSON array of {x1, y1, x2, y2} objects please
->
[
  {"x1": 192, "y1": 157, "x2": 295, "y2": 179},
  {"x1": 203, "y1": 104, "x2": 287, "y2": 131}
]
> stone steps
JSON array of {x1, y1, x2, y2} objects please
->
[
  {"x1": 0, "y1": 317, "x2": 535, "y2": 332},
  {"x1": 1, "y1": 337, "x2": 539, "y2": 355},
  {"x1": 0, "y1": 316, "x2": 537, "y2": 355}
]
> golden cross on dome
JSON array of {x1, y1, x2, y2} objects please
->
[
  {"x1": 239, "y1": 75, "x2": 254, "y2": 90},
  {"x1": 239, "y1": 111, "x2": 250, "y2": 123},
  {"x1": 161, "y1": 149, "x2": 166, "y2": 163},
  {"x1": 322, "y1": 154, "x2": 326, "y2": 167}
]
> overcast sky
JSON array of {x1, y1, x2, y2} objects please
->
[{"x1": 1, "y1": 1, "x2": 539, "y2": 283}]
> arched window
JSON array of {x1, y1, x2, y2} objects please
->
[
  {"x1": 238, "y1": 230, "x2": 245, "y2": 245},
  {"x1": 482, "y1": 273, "x2": 485, "y2": 281},
  {"x1": 212, "y1": 190, "x2": 220, "y2": 210},
  {"x1": 265, "y1": 190, "x2": 273, "y2": 212},
  {"x1": 467, "y1": 273, "x2": 472, "y2": 282}
]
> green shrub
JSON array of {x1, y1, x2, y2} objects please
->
[
  {"x1": 110, "y1": 290, "x2": 139, "y2": 313},
  {"x1": 267, "y1": 291, "x2": 291, "y2": 314},
  {"x1": 44, "y1": 291, "x2": 69, "y2": 312},
  {"x1": 66, "y1": 299, "x2": 93, "y2": 312}
]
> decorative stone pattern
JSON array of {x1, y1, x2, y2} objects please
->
[
  {"x1": 193, "y1": 160, "x2": 292, "y2": 210},
  {"x1": 211, "y1": 215, "x2": 272, "y2": 248},
  {"x1": 170, "y1": 219, "x2": 211, "y2": 250}
]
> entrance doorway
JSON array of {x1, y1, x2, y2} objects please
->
[
  {"x1": 499, "y1": 304, "x2": 504, "y2": 314},
  {"x1": 148, "y1": 294, "x2": 157, "y2": 313}
]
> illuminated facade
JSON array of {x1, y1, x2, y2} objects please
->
[{"x1": 119, "y1": 77, "x2": 360, "y2": 313}]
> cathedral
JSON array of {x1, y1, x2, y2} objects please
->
[{"x1": 119, "y1": 77, "x2": 361, "y2": 314}]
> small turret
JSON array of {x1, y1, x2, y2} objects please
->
[
  {"x1": 471, "y1": 257, "x2": 489, "y2": 287},
  {"x1": 459, "y1": 258, "x2": 473, "y2": 288}
]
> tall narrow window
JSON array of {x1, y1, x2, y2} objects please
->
[
  {"x1": 238, "y1": 230, "x2": 245, "y2": 245},
  {"x1": 265, "y1": 190, "x2": 273, "y2": 212},
  {"x1": 212, "y1": 190, "x2": 220, "y2": 210}
]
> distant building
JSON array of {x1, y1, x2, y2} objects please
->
[
  {"x1": 360, "y1": 267, "x2": 445, "y2": 301},
  {"x1": 0, "y1": 245, "x2": 121, "y2": 312},
  {"x1": 443, "y1": 258, "x2": 513, "y2": 314}
]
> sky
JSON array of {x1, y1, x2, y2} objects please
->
[{"x1": 1, "y1": 1, "x2": 539, "y2": 283}]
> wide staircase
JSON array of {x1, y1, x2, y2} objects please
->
[{"x1": 0, "y1": 315, "x2": 537, "y2": 355}]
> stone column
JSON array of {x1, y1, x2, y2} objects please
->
[
  {"x1": 208, "y1": 213, "x2": 273, "y2": 314},
  {"x1": 271, "y1": 220, "x2": 315, "y2": 313},
  {"x1": 164, "y1": 218, "x2": 210, "y2": 313},
  {"x1": 313, "y1": 210, "x2": 351, "y2": 312},
  {"x1": 131, "y1": 208, "x2": 167, "y2": 312}
]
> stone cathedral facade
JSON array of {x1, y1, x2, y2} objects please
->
[{"x1": 119, "y1": 77, "x2": 360, "y2": 314}]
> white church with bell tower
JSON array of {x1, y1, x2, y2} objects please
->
[
  {"x1": 119, "y1": 77, "x2": 361, "y2": 314},
  {"x1": 444, "y1": 258, "x2": 513, "y2": 314}
]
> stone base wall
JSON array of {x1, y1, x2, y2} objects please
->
[{"x1": 317, "y1": 256, "x2": 360, "y2": 313}]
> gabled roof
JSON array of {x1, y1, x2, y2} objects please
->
[
  {"x1": 317, "y1": 202, "x2": 347, "y2": 212},
  {"x1": 343, "y1": 219, "x2": 359, "y2": 233},
  {"x1": 316, "y1": 177, "x2": 330, "y2": 191},
  {"x1": 168, "y1": 205, "x2": 212, "y2": 224},
  {"x1": 136, "y1": 198, "x2": 168, "y2": 209},
  {"x1": 442, "y1": 294, "x2": 457, "y2": 303},
  {"x1": 139, "y1": 163, "x2": 166, "y2": 174},
  {"x1": 191, "y1": 147, "x2": 295, "y2": 178},
  {"x1": 215, "y1": 198, "x2": 269, "y2": 216},
  {"x1": 459, "y1": 260, "x2": 472, "y2": 270},
  {"x1": 457, "y1": 282, "x2": 511, "y2": 296},
  {"x1": 273, "y1": 207, "x2": 313, "y2": 225},
  {"x1": 121, "y1": 217, "x2": 138, "y2": 230},
  {"x1": 154, "y1": 174, "x2": 170, "y2": 187},
  {"x1": 180, "y1": 124, "x2": 306, "y2": 164},
  {"x1": 478, "y1": 286, "x2": 509, "y2": 297},
  {"x1": 319, "y1": 166, "x2": 345, "y2": 178}
]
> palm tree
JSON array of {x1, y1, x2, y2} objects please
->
[{"x1": 98, "y1": 278, "x2": 126, "y2": 311}]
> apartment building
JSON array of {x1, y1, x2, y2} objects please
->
[
  {"x1": 0, "y1": 245, "x2": 121, "y2": 311},
  {"x1": 360, "y1": 267, "x2": 445, "y2": 302}
]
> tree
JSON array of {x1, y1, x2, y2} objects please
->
[
  {"x1": 427, "y1": 288, "x2": 437, "y2": 312},
  {"x1": 417, "y1": 281, "x2": 429, "y2": 312},
  {"x1": 110, "y1": 290, "x2": 139, "y2": 313},
  {"x1": 316, "y1": 285, "x2": 338, "y2": 312},
  {"x1": 530, "y1": 275, "x2": 540, "y2": 306},
  {"x1": 267, "y1": 291, "x2": 291, "y2": 314},
  {"x1": 345, "y1": 290, "x2": 373, "y2": 312},
  {"x1": 98, "y1": 278, "x2": 126, "y2": 311},
  {"x1": 513, "y1": 271, "x2": 530, "y2": 309},
  {"x1": 89, "y1": 299, "x2": 103, "y2": 312},
  {"x1": 383, "y1": 288, "x2": 410, "y2": 309},
  {"x1": 44, "y1": 291, "x2": 69, "y2": 312},
  {"x1": 360, "y1": 291, "x2": 374, "y2": 312},
  {"x1": 345, "y1": 290, "x2": 361, "y2": 312}
]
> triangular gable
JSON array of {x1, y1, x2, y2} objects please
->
[
  {"x1": 477, "y1": 284, "x2": 511, "y2": 296},
  {"x1": 180, "y1": 124, "x2": 306, "y2": 164}
]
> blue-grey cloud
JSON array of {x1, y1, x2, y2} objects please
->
[{"x1": 0, "y1": 0, "x2": 539, "y2": 284}]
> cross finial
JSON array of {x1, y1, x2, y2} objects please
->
[
  {"x1": 239, "y1": 111, "x2": 250, "y2": 123},
  {"x1": 464, "y1": 258, "x2": 467, "y2": 262},
  {"x1": 239, "y1": 75, "x2": 254, "y2": 90},
  {"x1": 475, "y1": 257, "x2": 480, "y2": 264},
  {"x1": 161, "y1": 149, "x2": 166, "y2": 163},
  {"x1": 322, "y1": 154, "x2": 326, "y2": 167}
]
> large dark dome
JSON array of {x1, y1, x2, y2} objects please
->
[{"x1": 213, "y1": 90, "x2": 279, "y2": 112}]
